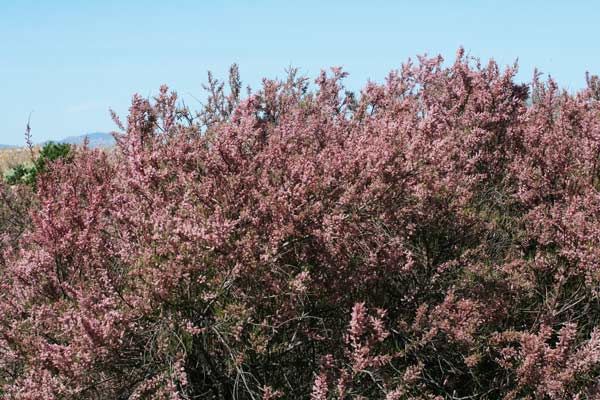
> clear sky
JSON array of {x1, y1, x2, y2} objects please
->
[{"x1": 1, "y1": 0, "x2": 598, "y2": 145}]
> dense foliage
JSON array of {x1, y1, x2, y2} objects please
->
[{"x1": 2, "y1": 50, "x2": 600, "y2": 399}]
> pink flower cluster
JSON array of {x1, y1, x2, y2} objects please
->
[{"x1": 2, "y1": 49, "x2": 600, "y2": 398}]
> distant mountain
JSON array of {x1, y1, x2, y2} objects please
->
[
  {"x1": 58, "y1": 132, "x2": 115, "y2": 148},
  {"x1": 1, "y1": 133, "x2": 116, "y2": 149}
]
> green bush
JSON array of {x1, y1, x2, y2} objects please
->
[{"x1": 3, "y1": 142, "x2": 72, "y2": 187}]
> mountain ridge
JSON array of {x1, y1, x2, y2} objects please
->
[
  {"x1": 54, "y1": 132, "x2": 116, "y2": 148},
  {"x1": 0, "y1": 132, "x2": 116, "y2": 149}
]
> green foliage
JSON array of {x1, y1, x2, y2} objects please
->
[
  {"x1": 3, "y1": 163, "x2": 35, "y2": 186},
  {"x1": 3, "y1": 142, "x2": 72, "y2": 187},
  {"x1": 36, "y1": 142, "x2": 72, "y2": 173}
]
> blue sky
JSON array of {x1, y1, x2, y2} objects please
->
[{"x1": 1, "y1": 0, "x2": 598, "y2": 145}]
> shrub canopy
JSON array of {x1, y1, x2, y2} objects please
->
[{"x1": 2, "y1": 50, "x2": 600, "y2": 399}]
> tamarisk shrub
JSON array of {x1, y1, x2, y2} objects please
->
[{"x1": 3, "y1": 49, "x2": 600, "y2": 399}]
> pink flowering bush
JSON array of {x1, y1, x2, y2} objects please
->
[{"x1": 2, "y1": 49, "x2": 600, "y2": 399}]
